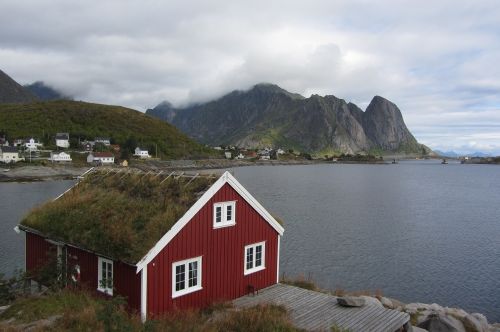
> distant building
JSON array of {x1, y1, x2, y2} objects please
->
[
  {"x1": 81, "y1": 141, "x2": 95, "y2": 152},
  {"x1": 55, "y1": 133, "x2": 70, "y2": 148},
  {"x1": 50, "y1": 151, "x2": 72, "y2": 162},
  {"x1": 24, "y1": 138, "x2": 43, "y2": 152},
  {"x1": 276, "y1": 148, "x2": 285, "y2": 155},
  {"x1": 95, "y1": 137, "x2": 111, "y2": 146},
  {"x1": 224, "y1": 151, "x2": 232, "y2": 159},
  {"x1": 0, "y1": 146, "x2": 23, "y2": 163},
  {"x1": 235, "y1": 153, "x2": 245, "y2": 159},
  {"x1": 12, "y1": 139, "x2": 24, "y2": 147},
  {"x1": 120, "y1": 160, "x2": 129, "y2": 167},
  {"x1": 134, "y1": 147, "x2": 151, "y2": 159},
  {"x1": 213, "y1": 146, "x2": 223, "y2": 150},
  {"x1": 88, "y1": 152, "x2": 114, "y2": 164}
]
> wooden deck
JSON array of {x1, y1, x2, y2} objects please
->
[{"x1": 233, "y1": 284, "x2": 410, "y2": 331}]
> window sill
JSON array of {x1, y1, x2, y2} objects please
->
[
  {"x1": 213, "y1": 221, "x2": 236, "y2": 229},
  {"x1": 97, "y1": 288, "x2": 113, "y2": 296},
  {"x1": 172, "y1": 285, "x2": 202, "y2": 299},
  {"x1": 244, "y1": 266, "x2": 265, "y2": 276}
]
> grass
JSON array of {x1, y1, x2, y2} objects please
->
[
  {"x1": 0, "y1": 100, "x2": 216, "y2": 160},
  {"x1": 21, "y1": 171, "x2": 217, "y2": 263},
  {"x1": 0, "y1": 290, "x2": 300, "y2": 332}
]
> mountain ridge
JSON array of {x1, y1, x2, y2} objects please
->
[
  {"x1": 0, "y1": 70, "x2": 39, "y2": 104},
  {"x1": 147, "y1": 84, "x2": 430, "y2": 155}
]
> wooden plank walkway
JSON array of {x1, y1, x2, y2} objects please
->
[{"x1": 233, "y1": 284, "x2": 409, "y2": 332}]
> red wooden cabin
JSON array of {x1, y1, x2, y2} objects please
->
[{"x1": 18, "y1": 171, "x2": 284, "y2": 320}]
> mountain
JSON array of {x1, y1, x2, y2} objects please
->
[
  {"x1": 24, "y1": 81, "x2": 71, "y2": 101},
  {"x1": 434, "y1": 150, "x2": 492, "y2": 158},
  {"x1": 0, "y1": 100, "x2": 214, "y2": 159},
  {"x1": 0, "y1": 70, "x2": 39, "y2": 104},
  {"x1": 147, "y1": 83, "x2": 429, "y2": 155}
]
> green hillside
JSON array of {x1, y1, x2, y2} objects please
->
[{"x1": 0, "y1": 100, "x2": 214, "y2": 159}]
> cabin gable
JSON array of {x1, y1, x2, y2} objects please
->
[{"x1": 146, "y1": 182, "x2": 279, "y2": 316}]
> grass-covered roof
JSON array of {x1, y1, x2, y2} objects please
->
[{"x1": 21, "y1": 170, "x2": 218, "y2": 264}]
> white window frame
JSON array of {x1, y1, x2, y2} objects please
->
[
  {"x1": 97, "y1": 257, "x2": 113, "y2": 295},
  {"x1": 172, "y1": 256, "x2": 202, "y2": 298},
  {"x1": 244, "y1": 241, "x2": 266, "y2": 275},
  {"x1": 213, "y1": 201, "x2": 236, "y2": 228}
]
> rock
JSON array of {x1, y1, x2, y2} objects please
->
[
  {"x1": 418, "y1": 313, "x2": 466, "y2": 332},
  {"x1": 412, "y1": 326, "x2": 429, "y2": 332},
  {"x1": 380, "y1": 297, "x2": 394, "y2": 308},
  {"x1": 0, "y1": 305, "x2": 10, "y2": 315},
  {"x1": 470, "y1": 313, "x2": 489, "y2": 331},
  {"x1": 360, "y1": 296, "x2": 384, "y2": 308},
  {"x1": 337, "y1": 296, "x2": 366, "y2": 307}
]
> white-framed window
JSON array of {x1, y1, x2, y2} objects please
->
[
  {"x1": 97, "y1": 257, "x2": 113, "y2": 295},
  {"x1": 244, "y1": 241, "x2": 265, "y2": 275},
  {"x1": 172, "y1": 256, "x2": 202, "y2": 298},
  {"x1": 213, "y1": 201, "x2": 236, "y2": 228}
]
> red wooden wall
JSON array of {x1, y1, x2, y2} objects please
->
[
  {"x1": 25, "y1": 232, "x2": 141, "y2": 312},
  {"x1": 146, "y1": 183, "x2": 279, "y2": 316}
]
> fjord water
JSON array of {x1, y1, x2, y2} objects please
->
[
  {"x1": 232, "y1": 161, "x2": 500, "y2": 322},
  {"x1": 0, "y1": 180, "x2": 76, "y2": 276},
  {"x1": 0, "y1": 161, "x2": 499, "y2": 321}
]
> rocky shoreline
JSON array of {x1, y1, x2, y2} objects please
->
[{"x1": 373, "y1": 296, "x2": 500, "y2": 332}]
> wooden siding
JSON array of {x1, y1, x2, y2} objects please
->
[
  {"x1": 25, "y1": 232, "x2": 56, "y2": 274},
  {"x1": 147, "y1": 183, "x2": 279, "y2": 316},
  {"x1": 234, "y1": 284, "x2": 410, "y2": 331},
  {"x1": 25, "y1": 232, "x2": 141, "y2": 312}
]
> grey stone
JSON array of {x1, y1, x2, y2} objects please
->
[
  {"x1": 412, "y1": 326, "x2": 429, "y2": 332},
  {"x1": 337, "y1": 296, "x2": 366, "y2": 307},
  {"x1": 380, "y1": 296, "x2": 394, "y2": 308},
  {"x1": 418, "y1": 313, "x2": 466, "y2": 332}
]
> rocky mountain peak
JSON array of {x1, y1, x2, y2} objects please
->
[{"x1": 0, "y1": 69, "x2": 39, "y2": 104}]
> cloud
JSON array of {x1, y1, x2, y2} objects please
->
[{"x1": 0, "y1": 0, "x2": 499, "y2": 153}]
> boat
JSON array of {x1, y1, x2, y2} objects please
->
[
  {"x1": 441, "y1": 159, "x2": 448, "y2": 164},
  {"x1": 391, "y1": 159, "x2": 398, "y2": 164}
]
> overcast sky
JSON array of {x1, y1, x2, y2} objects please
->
[{"x1": 1, "y1": 0, "x2": 499, "y2": 154}]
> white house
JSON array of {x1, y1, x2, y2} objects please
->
[
  {"x1": 95, "y1": 137, "x2": 111, "y2": 146},
  {"x1": 55, "y1": 133, "x2": 70, "y2": 148},
  {"x1": 235, "y1": 153, "x2": 245, "y2": 159},
  {"x1": 134, "y1": 147, "x2": 151, "y2": 159},
  {"x1": 88, "y1": 152, "x2": 115, "y2": 164},
  {"x1": 50, "y1": 151, "x2": 72, "y2": 162},
  {"x1": 224, "y1": 151, "x2": 232, "y2": 159},
  {"x1": 0, "y1": 146, "x2": 23, "y2": 163},
  {"x1": 24, "y1": 138, "x2": 43, "y2": 152}
]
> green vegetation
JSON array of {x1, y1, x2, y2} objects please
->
[
  {"x1": 0, "y1": 100, "x2": 216, "y2": 159},
  {"x1": 0, "y1": 290, "x2": 299, "y2": 332},
  {"x1": 21, "y1": 171, "x2": 217, "y2": 263}
]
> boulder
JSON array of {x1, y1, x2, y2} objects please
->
[
  {"x1": 418, "y1": 313, "x2": 466, "y2": 332},
  {"x1": 337, "y1": 296, "x2": 366, "y2": 307},
  {"x1": 412, "y1": 326, "x2": 428, "y2": 332},
  {"x1": 360, "y1": 296, "x2": 383, "y2": 308},
  {"x1": 380, "y1": 297, "x2": 394, "y2": 308}
]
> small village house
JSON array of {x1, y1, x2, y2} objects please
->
[
  {"x1": 0, "y1": 146, "x2": 23, "y2": 163},
  {"x1": 55, "y1": 133, "x2": 70, "y2": 148},
  {"x1": 50, "y1": 151, "x2": 72, "y2": 162},
  {"x1": 17, "y1": 171, "x2": 284, "y2": 320},
  {"x1": 94, "y1": 137, "x2": 111, "y2": 146},
  {"x1": 224, "y1": 151, "x2": 232, "y2": 159},
  {"x1": 81, "y1": 141, "x2": 94, "y2": 152},
  {"x1": 87, "y1": 152, "x2": 115, "y2": 164},
  {"x1": 24, "y1": 138, "x2": 43, "y2": 152},
  {"x1": 134, "y1": 147, "x2": 151, "y2": 159}
]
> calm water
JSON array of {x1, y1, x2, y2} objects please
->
[
  {"x1": 0, "y1": 180, "x2": 75, "y2": 276},
  {"x1": 1, "y1": 161, "x2": 499, "y2": 321}
]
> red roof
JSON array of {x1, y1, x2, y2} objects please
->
[{"x1": 93, "y1": 152, "x2": 114, "y2": 158}]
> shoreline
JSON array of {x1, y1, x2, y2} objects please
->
[{"x1": 0, "y1": 158, "x2": 419, "y2": 182}]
